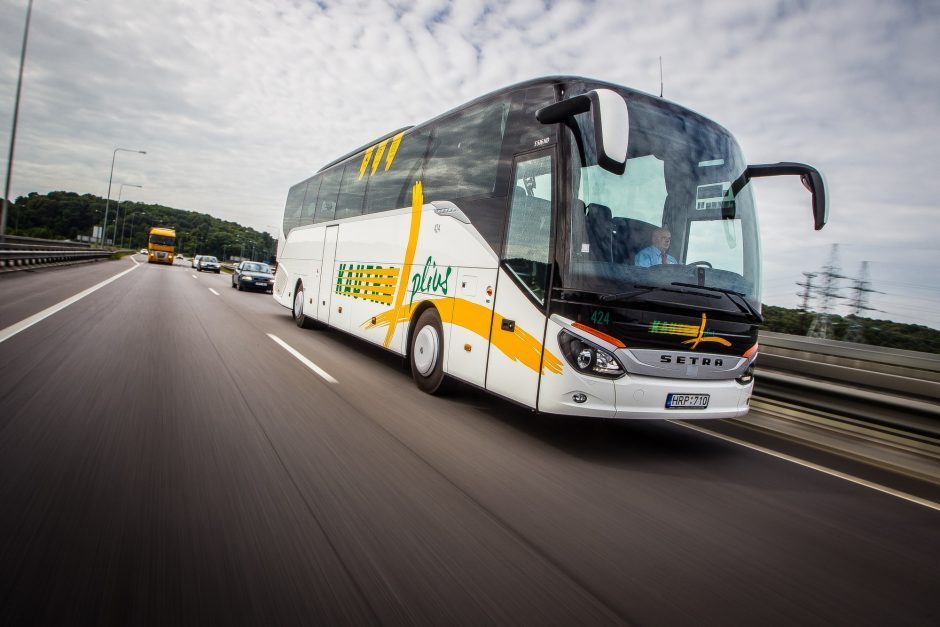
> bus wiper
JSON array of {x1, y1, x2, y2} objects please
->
[
  {"x1": 670, "y1": 282, "x2": 763, "y2": 322},
  {"x1": 599, "y1": 284, "x2": 662, "y2": 303}
]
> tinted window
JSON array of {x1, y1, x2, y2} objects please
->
[
  {"x1": 282, "y1": 182, "x2": 307, "y2": 235},
  {"x1": 299, "y1": 177, "x2": 320, "y2": 227},
  {"x1": 504, "y1": 153, "x2": 553, "y2": 304},
  {"x1": 335, "y1": 162, "x2": 365, "y2": 220},
  {"x1": 363, "y1": 129, "x2": 430, "y2": 213},
  {"x1": 422, "y1": 99, "x2": 510, "y2": 201},
  {"x1": 314, "y1": 166, "x2": 342, "y2": 223}
]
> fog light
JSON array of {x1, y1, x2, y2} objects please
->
[{"x1": 572, "y1": 393, "x2": 587, "y2": 404}]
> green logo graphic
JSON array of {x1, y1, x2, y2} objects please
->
[{"x1": 409, "y1": 256, "x2": 452, "y2": 307}]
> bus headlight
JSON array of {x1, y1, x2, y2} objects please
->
[{"x1": 558, "y1": 330, "x2": 625, "y2": 379}]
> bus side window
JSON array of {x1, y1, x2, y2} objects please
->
[
  {"x1": 334, "y1": 162, "x2": 365, "y2": 220},
  {"x1": 314, "y1": 166, "x2": 343, "y2": 223},
  {"x1": 364, "y1": 129, "x2": 431, "y2": 214},
  {"x1": 503, "y1": 153, "x2": 553, "y2": 304},
  {"x1": 282, "y1": 181, "x2": 307, "y2": 235},
  {"x1": 299, "y1": 177, "x2": 320, "y2": 227},
  {"x1": 423, "y1": 98, "x2": 510, "y2": 201}
]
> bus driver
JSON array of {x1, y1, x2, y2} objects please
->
[{"x1": 634, "y1": 227, "x2": 678, "y2": 267}]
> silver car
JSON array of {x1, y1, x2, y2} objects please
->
[{"x1": 195, "y1": 255, "x2": 220, "y2": 273}]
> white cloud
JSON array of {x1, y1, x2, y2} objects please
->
[{"x1": 0, "y1": 0, "x2": 937, "y2": 326}]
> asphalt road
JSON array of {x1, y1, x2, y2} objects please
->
[{"x1": 0, "y1": 256, "x2": 937, "y2": 626}]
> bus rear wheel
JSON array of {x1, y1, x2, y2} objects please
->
[
  {"x1": 410, "y1": 308, "x2": 448, "y2": 394},
  {"x1": 293, "y1": 283, "x2": 315, "y2": 329}
]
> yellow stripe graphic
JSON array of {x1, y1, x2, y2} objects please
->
[
  {"x1": 364, "y1": 298, "x2": 562, "y2": 376},
  {"x1": 682, "y1": 313, "x2": 732, "y2": 349},
  {"x1": 385, "y1": 132, "x2": 404, "y2": 171},
  {"x1": 358, "y1": 145, "x2": 375, "y2": 180},
  {"x1": 371, "y1": 139, "x2": 388, "y2": 176},
  {"x1": 383, "y1": 181, "x2": 423, "y2": 347}
]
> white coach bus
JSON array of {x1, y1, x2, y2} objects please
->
[{"x1": 273, "y1": 76, "x2": 826, "y2": 419}]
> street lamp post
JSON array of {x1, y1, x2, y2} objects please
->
[
  {"x1": 128, "y1": 212, "x2": 146, "y2": 249},
  {"x1": 1, "y1": 0, "x2": 33, "y2": 238},
  {"x1": 101, "y1": 148, "x2": 146, "y2": 246},
  {"x1": 116, "y1": 183, "x2": 142, "y2": 248}
]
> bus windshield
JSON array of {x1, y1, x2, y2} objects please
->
[{"x1": 561, "y1": 92, "x2": 761, "y2": 314}]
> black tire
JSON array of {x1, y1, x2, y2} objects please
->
[
  {"x1": 292, "y1": 283, "x2": 315, "y2": 329},
  {"x1": 237, "y1": 279, "x2": 243, "y2": 291},
  {"x1": 410, "y1": 308, "x2": 447, "y2": 394}
]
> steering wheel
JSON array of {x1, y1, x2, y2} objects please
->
[{"x1": 687, "y1": 261, "x2": 713, "y2": 268}]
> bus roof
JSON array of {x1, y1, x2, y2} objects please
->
[
  {"x1": 313, "y1": 75, "x2": 668, "y2": 175},
  {"x1": 149, "y1": 227, "x2": 176, "y2": 237}
]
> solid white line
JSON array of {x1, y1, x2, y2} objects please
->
[
  {"x1": 208, "y1": 288, "x2": 220, "y2": 296},
  {"x1": 670, "y1": 420, "x2": 939, "y2": 511},
  {"x1": 0, "y1": 262, "x2": 141, "y2": 345},
  {"x1": 267, "y1": 333, "x2": 337, "y2": 384}
]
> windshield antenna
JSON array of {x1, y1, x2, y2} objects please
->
[{"x1": 659, "y1": 56, "x2": 664, "y2": 98}]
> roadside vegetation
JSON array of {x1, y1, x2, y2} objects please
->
[
  {"x1": 2, "y1": 191, "x2": 275, "y2": 263},
  {"x1": 761, "y1": 305, "x2": 940, "y2": 353}
]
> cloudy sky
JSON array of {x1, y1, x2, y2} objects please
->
[{"x1": 1, "y1": 0, "x2": 938, "y2": 328}]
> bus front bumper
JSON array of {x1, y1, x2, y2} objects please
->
[{"x1": 539, "y1": 370, "x2": 752, "y2": 420}]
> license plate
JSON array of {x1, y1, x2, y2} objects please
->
[{"x1": 665, "y1": 393, "x2": 710, "y2": 409}]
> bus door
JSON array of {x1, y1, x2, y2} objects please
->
[
  {"x1": 316, "y1": 225, "x2": 339, "y2": 323},
  {"x1": 485, "y1": 150, "x2": 555, "y2": 407}
]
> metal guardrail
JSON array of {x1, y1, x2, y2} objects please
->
[
  {"x1": 0, "y1": 234, "x2": 112, "y2": 272},
  {"x1": 0, "y1": 248, "x2": 112, "y2": 271},
  {"x1": 0, "y1": 234, "x2": 92, "y2": 250},
  {"x1": 754, "y1": 331, "x2": 940, "y2": 441}
]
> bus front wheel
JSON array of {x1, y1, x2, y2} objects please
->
[
  {"x1": 293, "y1": 283, "x2": 315, "y2": 329},
  {"x1": 410, "y1": 308, "x2": 447, "y2": 394}
]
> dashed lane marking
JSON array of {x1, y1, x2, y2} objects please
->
[
  {"x1": 267, "y1": 333, "x2": 337, "y2": 384},
  {"x1": 0, "y1": 262, "x2": 141, "y2": 345},
  {"x1": 209, "y1": 288, "x2": 220, "y2": 296}
]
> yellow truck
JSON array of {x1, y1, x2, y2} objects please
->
[{"x1": 147, "y1": 227, "x2": 176, "y2": 265}]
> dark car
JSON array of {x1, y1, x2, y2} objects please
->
[
  {"x1": 196, "y1": 255, "x2": 220, "y2": 273},
  {"x1": 232, "y1": 261, "x2": 274, "y2": 293}
]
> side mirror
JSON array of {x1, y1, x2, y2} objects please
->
[
  {"x1": 733, "y1": 162, "x2": 828, "y2": 230},
  {"x1": 536, "y1": 89, "x2": 629, "y2": 175}
]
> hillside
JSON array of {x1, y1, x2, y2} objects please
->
[{"x1": 3, "y1": 191, "x2": 275, "y2": 262}]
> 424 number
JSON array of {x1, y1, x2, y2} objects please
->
[{"x1": 589, "y1": 309, "x2": 610, "y2": 326}]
